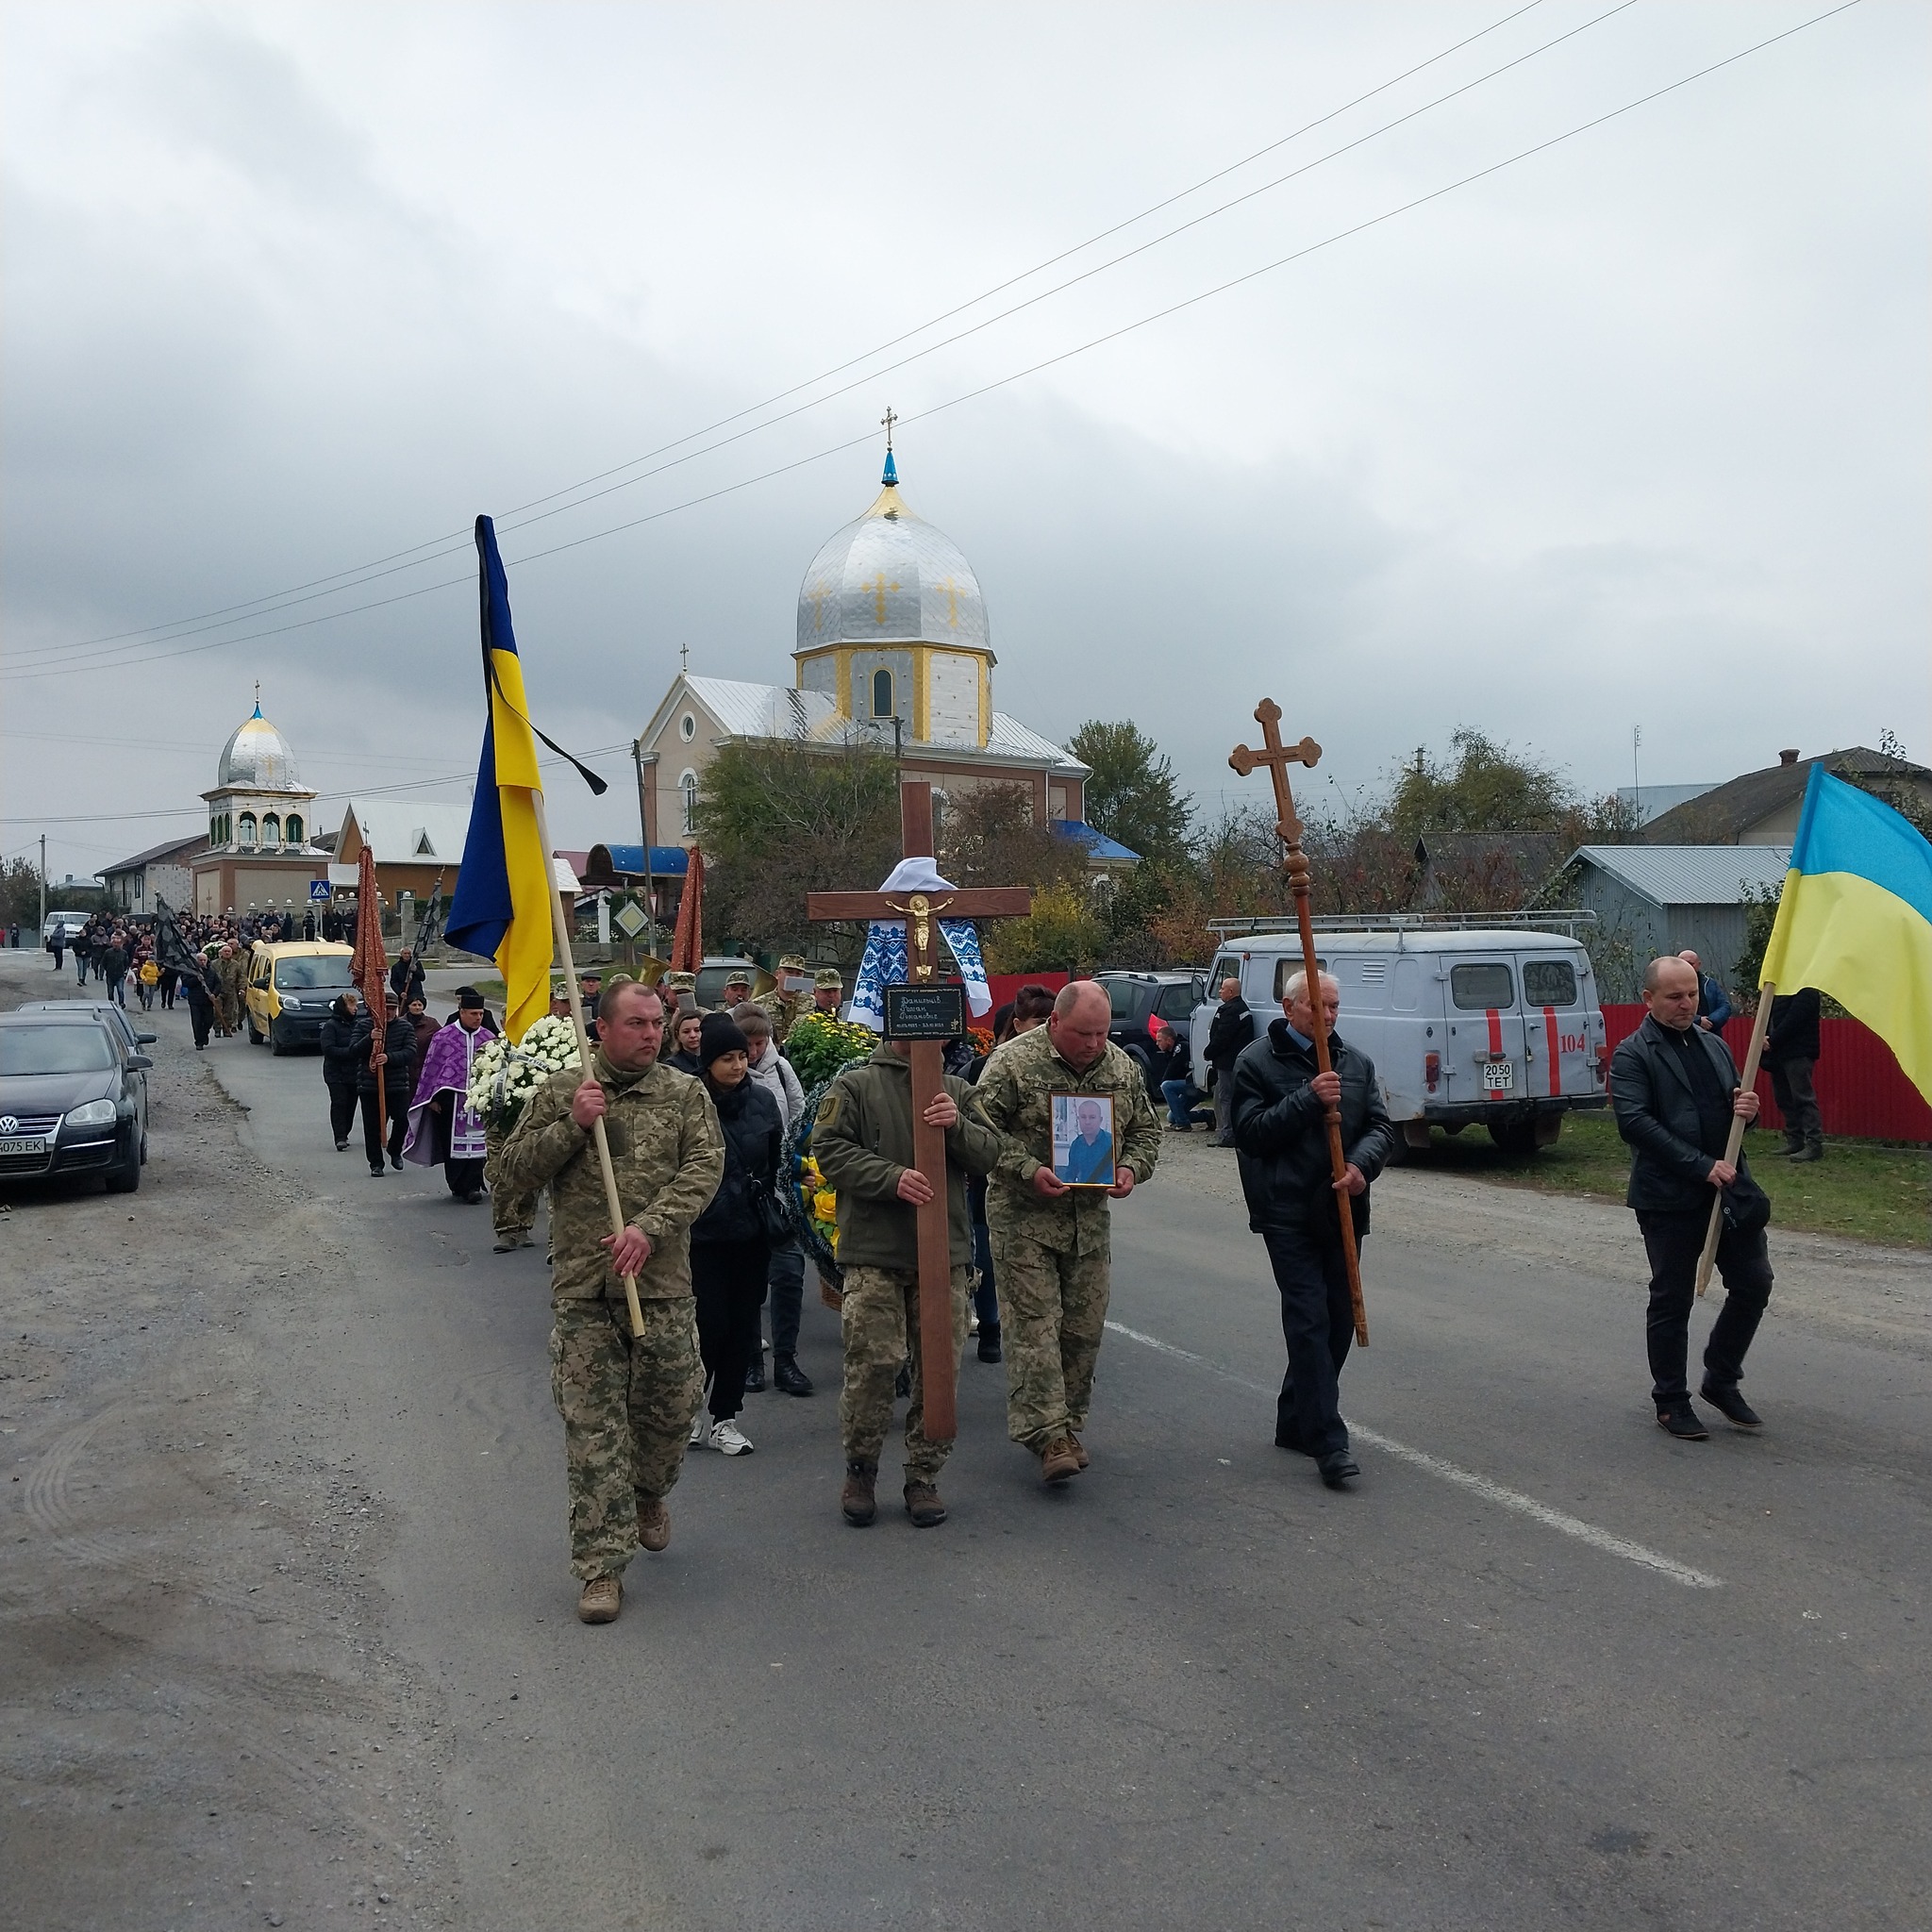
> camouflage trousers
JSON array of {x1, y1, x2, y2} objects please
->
[
  {"x1": 550, "y1": 1295, "x2": 706, "y2": 1581},
  {"x1": 839, "y1": 1264, "x2": 973, "y2": 1484},
  {"x1": 484, "y1": 1124, "x2": 537, "y2": 1241},
  {"x1": 988, "y1": 1224, "x2": 1112, "y2": 1451}
]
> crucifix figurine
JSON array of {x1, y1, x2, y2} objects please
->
[
  {"x1": 1229, "y1": 699, "x2": 1368, "y2": 1345},
  {"x1": 807, "y1": 780, "x2": 1030, "y2": 1441}
]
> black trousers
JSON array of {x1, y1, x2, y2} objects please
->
[
  {"x1": 186, "y1": 995, "x2": 213, "y2": 1048},
  {"x1": 1260, "y1": 1219, "x2": 1358, "y2": 1459},
  {"x1": 356, "y1": 1090, "x2": 397, "y2": 1173},
  {"x1": 444, "y1": 1156, "x2": 485, "y2": 1199},
  {"x1": 327, "y1": 1082, "x2": 357, "y2": 1146},
  {"x1": 764, "y1": 1237, "x2": 805, "y2": 1356},
  {"x1": 692, "y1": 1239, "x2": 769, "y2": 1423},
  {"x1": 1768, "y1": 1058, "x2": 1821, "y2": 1143},
  {"x1": 1637, "y1": 1207, "x2": 1774, "y2": 1404}
]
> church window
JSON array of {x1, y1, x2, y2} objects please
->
[
  {"x1": 680, "y1": 712, "x2": 696, "y2": 741},
  {"x1": 285, "y1": 814, "x2": 303, "y2": 845},
  {"x1": 871, "y1": 668, "x2": 894, "y2": 718},
  {"x1": 261, "y1": 813, "x2": 280, "y2": 849},
  {"x1": 210, "y1": 817, "x2": 220, "y2": 845},
  {"x1": 679, "y1": 769, "x2": 699, "y2": 834},
  {"x1": 239, "y1": 812, "x2": 258, "y2": 847}
]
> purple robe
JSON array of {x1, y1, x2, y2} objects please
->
[{"x1": 403, "y1": 1020, "x2": 495, "y2": 1166}]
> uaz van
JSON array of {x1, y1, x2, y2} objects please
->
[{"x1": 1191, "y1": 916, "x2": 1607, "y2": 1156}]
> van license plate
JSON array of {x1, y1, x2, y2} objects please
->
[
  {"x1": 0, "y1": 1136, "x2": 49, "y2": 1158},
  {"x1": 1481, "y1": 1060, "x2": 1514, "y2": 1092}
]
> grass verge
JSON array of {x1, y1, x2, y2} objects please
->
[{"x1": 1405, "y1": 1110, "x2": 1930, "y2": 1249}]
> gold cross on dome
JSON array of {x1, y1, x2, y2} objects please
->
[
  {"x1": 881, "y1": 406, "x2": 897, "y2": 451},
  {"x1": 861, "y1": 572, "x2": 901, "y2": 625},
  {"x1": 933, "y1": 575, "x2": 963, "y2": 626},
  {"x1": 803, "y1": 580, "x2": 833, "y2": 632}
]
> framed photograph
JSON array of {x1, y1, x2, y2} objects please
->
[{"x1": 1051, "y1": 1091, "x2": 1117, "y2": 1187}]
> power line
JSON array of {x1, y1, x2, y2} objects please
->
[
  {"x1": 0, "y1": 0, "x2": 1862, "y2": 688},
  {"x1": 4, "y1": 1, "x2": 1553, "y2": 667}
]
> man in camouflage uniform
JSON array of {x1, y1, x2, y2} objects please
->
[
  {"x1": 660, "y1": 969, "x2": 698, "y2": 1016},
  {"x1": 812, "y1": 1040, "x2": 1003, "y2": 1527},
  {"x1": 769, "y1": 955, "x2": 813, "y2": 1047},
  {"x1": 216, "y1": 942, "x2": 247, "y2": 1037},
  {"x1": 498, "y1": 979, "x2": 724, "y2": 1624},
  {"x1": 974, "y1": 980, "x2": 1161, "y2": 1484},
  {"x1": 485, "y1": 1118, "x2": 538, "y2": 1253}
]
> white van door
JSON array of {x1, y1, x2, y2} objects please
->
[
  {"x1": 1441, "y1": 957, "x2": 1526, "y2": 1107},
  {"x1": 1517, "y1": 950, "x2": 1600, "y2": 1100}
]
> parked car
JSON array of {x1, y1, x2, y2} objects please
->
[
  {"x1": 244, "y1": 942, "x2": 355, "y2": 1054},
  {"x1": 0, "y1": 1011, "x2": 150, "y2": 1193},
  {"x1": 692, "y1": 956, "x2": 768, "y2": 1009},
  {"x1": 1191, "y1": 918, "x2": 1607, "y2": 1157},
  {"x1": 1092, "y1": 970, "x2": 1208, "y2": 1086},
  {"x1": 13, "y1": 1001, "x2": 155, "y2": 1122}
]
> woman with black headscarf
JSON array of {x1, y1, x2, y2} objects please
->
[
  {"x1": 687, "y1": 1012, "x2": 782, "y2": 1457},
  {"x1": 320, "y1": 991, "x2": 362, "y2": 1152}
]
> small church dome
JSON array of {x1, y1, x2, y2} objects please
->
[
  {"x1": 795, "y1": 457, "x2": 990, "y2": 657},
  {"x1": 218, "y1": 704, "x2": 300, "y2": 790}
]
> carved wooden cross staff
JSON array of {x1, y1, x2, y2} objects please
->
[
  {"x1": 1229, "y1": 699, "x2": 1368, "y2": 1345},
  {"x1": 806, "y1": 780, "x2": 1031, "y2": 1441}
]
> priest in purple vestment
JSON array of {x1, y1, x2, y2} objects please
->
[{"x1": 404, "y1": 986, "x2": 497, "y2": 1202}]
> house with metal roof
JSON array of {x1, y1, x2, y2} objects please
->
[
  {"x1": 1642, "y1": 746, "x2": 1931, "y2": 844},
  {"x1": 1565, "y1": 844, "x2": 1791, "y2": 998},
  {"x1": 98, "y1": 832, "x2": 208, "y2": 915},
  {"x1": 629, "y1": 449, "x2": 1130, "y2": 874}
]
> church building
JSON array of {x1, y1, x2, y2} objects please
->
[
  {"x1": 189, "y1": 701, "x2": 330, "y2": 916},
  {"x1": 628, "y1": 448, "x2": 1133, "y2": 866}
]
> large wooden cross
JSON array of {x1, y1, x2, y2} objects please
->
[
  {"x1": 1228, "y1": 699, "x2": 1368, "y2": 1345},
  {"x1": 807, "y1": 780, "x2": 1031, "y2": 1441}
]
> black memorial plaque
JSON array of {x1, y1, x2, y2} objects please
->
[{"x1": 884, "y1": 983, "x2": 967, "y2": 1041}]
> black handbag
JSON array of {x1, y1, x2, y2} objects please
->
[{"x1": 745, "y1": 1171, "x2": 791, "y2": 1246}]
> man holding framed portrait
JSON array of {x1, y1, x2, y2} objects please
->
[{"x1": 1052, "y1": 1094, "x2": 1116, "y2": 1185}]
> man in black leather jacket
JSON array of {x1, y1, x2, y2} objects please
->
[
  {"x1": 1232, "y1": 969, "x2": 1398, "y2": 1489},
  {"x1": 1204, "y1": 977, "x2": 1255, "y2": 1146},
  {"x1": 1610, "y1": 955, "x2": 1772, "y2": 1441}
]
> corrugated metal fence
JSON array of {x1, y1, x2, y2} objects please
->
[{"x1": 1602, "y1": 1005, "x2": 1932, "y2": 1142}]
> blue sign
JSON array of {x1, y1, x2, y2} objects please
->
[{"x1": 308, "y1": 880, "x2": 331, "y2": 903}]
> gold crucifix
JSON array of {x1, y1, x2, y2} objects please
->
[
  {"x1": 861, "y1": 571, "x2": 901, "y2": 625},
  {"x1": 1226, "y1": 698, "x2": 1367, "y2": 1346}
]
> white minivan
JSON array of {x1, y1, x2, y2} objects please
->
[{"x1": 1191, "y1": 915, "x2": 1608, "y2": 1156}]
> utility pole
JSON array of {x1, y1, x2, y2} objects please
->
[
  {"x1": 39, "y1": 834, "x2": 46, "y2": 939},
  {"x1": 632, "y1": 737, "x2": 658, "y2": 957}
]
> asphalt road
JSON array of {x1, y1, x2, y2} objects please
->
[{"x1": 6, "y1": 973, "x2": 1929, "y2": 1929}]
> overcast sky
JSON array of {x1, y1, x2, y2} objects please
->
[{"x1": 4, "y1": 1, "x2": 1925, "y2": 883}]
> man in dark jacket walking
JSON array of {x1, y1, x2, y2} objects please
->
[
  {"x1": 1762, "y1": 985, "x2": 1824, "y2": 1163},
  {"x1": 812, "y1": 1039, "x2": 1003, "y2": 1527},
  {"x1": 388, "y1": 948, "x2": 425, "y2": 1010},
  {"x1": 1610, "y1": 955, "x2": 1772, "y2": 1441},
  {"x1": 1204, "y1": 976, "x2": 1255, "y2": 1146},
  {"x1": 1232, "y1": 969, "x2": 1398, "y2": 1490},
  {"x1": 351, "y1": 992, "x2": 418, "y2": 1175}
]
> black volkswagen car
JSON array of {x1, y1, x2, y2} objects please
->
[{"x1": 0, "y1": 1012, "x2": 150, "y2": 1194}]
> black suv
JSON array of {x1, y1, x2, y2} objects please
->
[{"x1": 1093, "y1": 971, "x2": 1207, "y2": 1082}]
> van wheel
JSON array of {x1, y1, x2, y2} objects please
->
[
  {"x1": 270, "y1": 1023, "x2": 290, "y2": 1057},
  {"x1": 247, "y1": 1013, "x2": 263, "y2": 1045},
  {"x1": 1487, "y1": 1118, "x2": 1541, "y2": 1158}
]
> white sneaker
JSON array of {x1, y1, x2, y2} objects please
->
[
  {"x1": 709, "y1": 1418, "x2": 754, "y2": 1456},
  {"x1": 689, "y1": 1414, "x2": 707, "y2": 1447}
]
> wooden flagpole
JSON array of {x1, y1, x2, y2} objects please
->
[
  {"x1": 1693, "y1": 983, "x2": 1775, "y2": 1299},
  {"x1": 531, "y1": 791, "x2": 645, "y2": 1340}
]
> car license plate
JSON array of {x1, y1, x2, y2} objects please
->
[
  {"x1": 0, "y1": 1136, "x2": 49, "y2": 1158},
  {"x1": 1482, "y1": 1059, "x2": 1514, "y2": 1092}
]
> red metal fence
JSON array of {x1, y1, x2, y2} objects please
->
[{"x1": 1601, "y1": 1005, "x2": 1931, "y2": 1142}]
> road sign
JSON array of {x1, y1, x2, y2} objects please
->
[
  {"x1": 308, "y1": 880, "x2": 331, "y2": 903},
  {"x1": 612, "y1": 900, "x2": 647, "y2": 939}
]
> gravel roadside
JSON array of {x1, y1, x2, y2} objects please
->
[{"x1": 0, "y1": 952, "x2": 456, "y2": 1931}]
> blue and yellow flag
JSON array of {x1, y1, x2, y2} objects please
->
[
  {"x1": 1759, "y1": 767, "x2": 1932, "y2": 1104},
  {"x1": 445, "y1": 517, "x2": 556, "y2": 1044}
]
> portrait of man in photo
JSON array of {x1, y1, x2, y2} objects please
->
[{"x1": 1053, "y1": 1093, "x2": 1116, "y2": 1186}]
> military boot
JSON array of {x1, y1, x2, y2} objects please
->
[
  {"x1": 1040, "y1": 1437, "x2": 1082, "y2": 1483},
  {"x1": 841, "y1": 1459, "x2": 878, "y2": 1526},
  {"x1": 903, "y1": 1479, "x2": 947, "y2": 1527},
  {"x1": 1780, "y1": 1129, "x2": 1806, "y2": 1157},
  {"x1": 636, "y1": 1497, "x2": 670, "y2": 1553},
  {"x1": 1790, "y1": 1135, "x2": 1824, "y2": 1162},
  {"x1": 576, "y1": 1574, "x2": 622, "y2": 1624}
]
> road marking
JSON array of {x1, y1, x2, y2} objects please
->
[{"x1": 1104, "y1": 1320, "x2": 1723, "y2": 1590}]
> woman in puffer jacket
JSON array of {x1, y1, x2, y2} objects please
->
[{"x1": 319, "y1": 991, "x2": 363, "y2": 1152}]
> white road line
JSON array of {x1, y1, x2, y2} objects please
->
[{"x1": 1104, "y1": 1320, "x2": 1723, "y2": 1591}]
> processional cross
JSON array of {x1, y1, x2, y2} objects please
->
[
  {"x1": 1228, "y1": 699, "x2": 1368, "y2": 1345},
  {"x1": 807, "y1": 780, "x2": 1030, "y2": 1441}
]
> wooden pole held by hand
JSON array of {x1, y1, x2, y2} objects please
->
[
  {"x1": 532, "y1": 792, "x2": 645, "y2": 1340},
  {"x1": 1694, "y1": 982, "x2": 1774, "y2": 1299}
]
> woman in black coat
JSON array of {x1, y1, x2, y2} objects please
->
[
  {"x1": 320, "y1": 992, "x2": 363, "y2": 1152},
  {"x1": 688, "y1": 1012, "x2": 782, "y2": 1457}
]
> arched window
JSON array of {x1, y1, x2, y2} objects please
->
[
  {"x1": 680, "y1": 769, "x2": 699, "y2": 834},
  {"x1": 261, "y1": 812, "x2": 280, "y2": 849},
  {"x1": 239, "y1": 812, "x2": 258, "y2": 847},
  {"x1": 871, "y1": 668, "x2": 894, "y2": 718},
  {"x1": 210, "y1": 816, "x2": 220, "y2": 845},
  {"x1": 284, "y1": 813, "x2": 303, "y2": 846}
]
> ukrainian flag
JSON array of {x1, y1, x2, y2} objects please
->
[
  {"x1": 1759, "y1": 767, "x2": 1932, "y2": 1104},
  {"x1": 445, "y1": 517, "x2": 553, "y2": 1043}
]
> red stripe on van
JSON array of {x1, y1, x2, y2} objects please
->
[
  {"x1": 1486, "y1": 1008, "x2": 1502, "y2": 1100},
  {"x1": 1543, "y1": 1006, "x2": 1560, "y2": 1096}
]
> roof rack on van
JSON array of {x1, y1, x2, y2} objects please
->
[{"x1": 1207, "y1": 910, "x2": 1599, "y2": 939}]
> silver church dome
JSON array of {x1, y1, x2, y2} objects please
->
[
  {"x1": 217, "y1": 705, "x2": 301, "y2": 790},
  {"x1": 795, "y1": 457, "x2": 991, "y2": 656}
]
